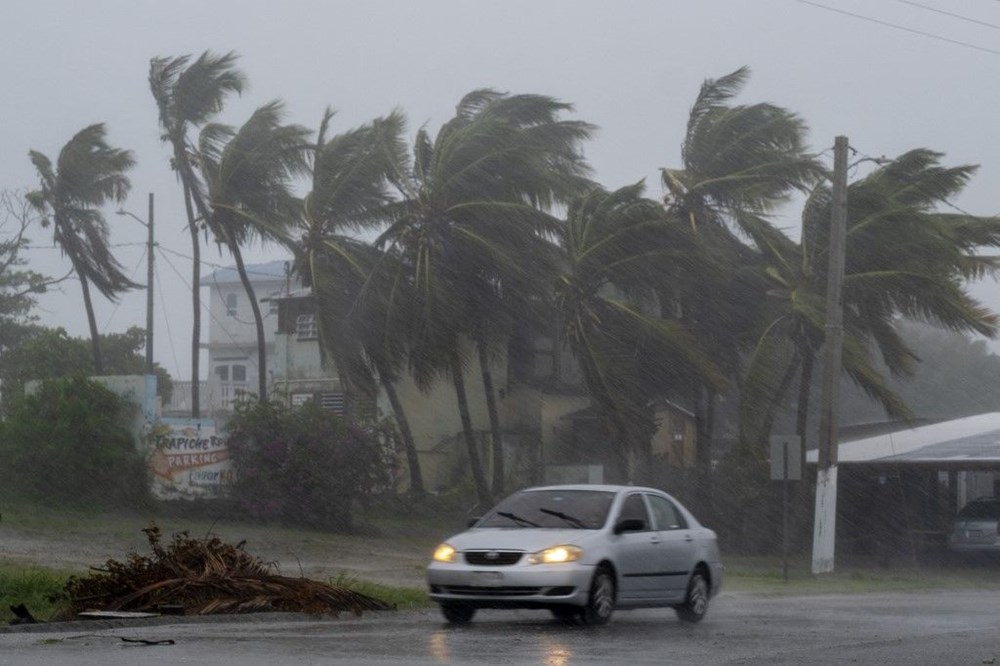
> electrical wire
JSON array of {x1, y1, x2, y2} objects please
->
[
  {"x1": 895, "y1": 0, "x2": 1000, "y2": 31},
  {"x1": 155, "y1": 247, "x2": 261, "y2": 373},
  {"x1": 153, "y1": 249, "x2": 182, "y2": 379},
  {"x1": 101, "y1": 245, "x2": 147, "y2": 334},
  {"x1": 797, "y1": 0, "x2": 1000, "y2": 56}
]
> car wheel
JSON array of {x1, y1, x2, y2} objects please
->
[
  {"x1": 580, "y1": 566, "x2": 615, "y2": 625},
  {"x1": 675, "y1": 569, "x2": 709, "y2": 623},
  {"x1": 440, "y1": 602, "x2": 476, "y2": 624}
]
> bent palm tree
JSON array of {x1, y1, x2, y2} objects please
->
[
  {"x1": 377, "y1": 89, "x2": 594, "y2": 505},
  {"x1": 743, "y1": 148, "x2": 1000, "y2": 455},
  {"x1": 197, "y1": 101, "x2": 310, "y2": 399},
  {"x1": 660, "y1": 66, "x2": 824, "y2": 472},
  {"x1": 27, "y1": 124, "x2": 137, "y2": 375},
  {"x1": 150, "y1": 51, "x2": 245, "y2": 416},
  {"x1": 294, "y1": 108, "x2": 427, "y2": 491},
  {"x1": 555, "y1": 183, "x2": 726, "y2": 482}
]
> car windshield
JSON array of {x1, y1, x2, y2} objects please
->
[
  {"x1": 478, "y1": 489, "x2": 615, "y2": 529},
  {"x1": 957, "y1": 500, "x2": 1000, "y2": 520}
]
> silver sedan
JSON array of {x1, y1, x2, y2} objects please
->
[{"x1": 427, "y1": 484, "x2": 722, "y2": 625}]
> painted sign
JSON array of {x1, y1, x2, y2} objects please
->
[{"x1": 149, "y1": 422, "x2": 234, "y2": 500}]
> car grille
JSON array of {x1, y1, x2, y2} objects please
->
[
  {"x1": 463, "y1": 550, "x2": 523, "y2": 566},
  {"x1": 441, "y1": 585, "x2": 541, "y2": 596}
]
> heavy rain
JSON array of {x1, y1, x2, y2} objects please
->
[{"x1": 3, "y1": 1, "x2": 1000, "y2": 663}]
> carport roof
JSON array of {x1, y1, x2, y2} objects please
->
[{"x1": 805, "y1": 412, "x2": 1000, "y2": 466}]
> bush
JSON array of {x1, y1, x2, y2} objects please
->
[
  {"x1": 0, "y1": 375, "x2": 148, "y2": 506},
  {"x1": 225, "y1": 400, "x2": 395, "y2": 531}
]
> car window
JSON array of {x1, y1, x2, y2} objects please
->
[
  {"x1": 957, "y1": 500, "x2": 1000, "y2": 520},
  {"x1": 646, "y1": 494, "x2": 688, "y2": 530},
  {"x1": 616, "y1": 493, "x2": 651, "y2": 531},
  {"x1": 478, "y1": 489, "x2": 615, "y2": 529}
]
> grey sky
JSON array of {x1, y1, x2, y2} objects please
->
[{"x1": 4, "y1": 0, "x2": 1000, "y2": 379}]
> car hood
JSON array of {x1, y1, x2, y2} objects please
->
[{"x1": 446, "y1": 528, "x2": 599, "y2": 552}]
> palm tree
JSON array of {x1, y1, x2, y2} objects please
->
[
  {"x1": 26, "y1": 124, "x2": 137, "y2": 375},
  {"x1": 377, "y1": 89, "x2": 594, "y2": 505},
  {"x1": 293, "y1": 108, "x2": 427, "y2": 492},
  {"x1": 554, "y1": 183, "x2": 727, "y2": 482},
  {"x1": 149, "y1": 51, "x2": 246, "y2": 417},
  {"x1": 660, "y1": 66, "x2": 824, "y2": 482},
  {"x1": 742, "y1": 148, "x2": 1000, "y2": 460},
  {"x1": 196, "y1": 101, "x2": 310, "y2": 399}
]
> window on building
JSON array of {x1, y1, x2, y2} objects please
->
[
  {"x1": 226, "y1": 293, "x2": 238, "y2": 316},
  {"x1": 232, "y1": 364, "x2": 247, "y2": 383},
  {"x1": 214, "y1": 365, "x2": 229, "y2": 381},
  {"x1": 320, "y1": 392, "x2": 345, "y2": 414},
  {"x1": 296, "y1": 313, "x2": 318, "y2": 340}
]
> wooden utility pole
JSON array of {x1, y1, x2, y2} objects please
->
[{"x1": 812, "y1": 136, "x2": 849, "y2": 574}]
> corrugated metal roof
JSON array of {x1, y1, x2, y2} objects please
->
[{"x1": 806, "y1": 412, "x2": 1000, "y2": 465}]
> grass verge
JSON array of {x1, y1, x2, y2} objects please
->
[
  {"x1": 724, "y1": 554, "x2": 1000, "y2": 595},
  {"x1": 0, "y1": 564, "x2": 74, "y2": 623}
]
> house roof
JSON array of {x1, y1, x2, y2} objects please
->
[
  {"x1": 806, "y1": 412, "x2": 1000, "y2": 467},
  {"x1": 200, "y1": 260, "x2": 292, "y2": 286}
]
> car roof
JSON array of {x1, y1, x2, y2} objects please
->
[{"x1": 519, "y1": 484, "x2": 664, "y2": 494}]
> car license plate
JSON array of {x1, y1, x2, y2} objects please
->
[
  {"x1": 967, "y1": 529, "x2": 982, "y2": 538},
  {"x1": 471, "y1": 571, "x2": 504, "y2": 587}
]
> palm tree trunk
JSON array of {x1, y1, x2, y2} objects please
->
[
  {"x1": 742, "y1": 357, "x2": 800, "y2": 458},
  {"x1": 229, "y1": 242, "x2": 267, "y2": 400},
  {"x1": 78, "y1": 271, "x2": 103, "y2": 375},
  {"x1": 182, "y1": 180, "x2": 201, "y2": 418},
  {"x1": 477, "y1": 339, "x2": 504, "y2": 497},
  {"x1": 451, "y1": 352, "x2": 491, "y2": 507},
  {"x1": 695, "y1": 386, "x2": 717, "y2": 511},
  {"x1": 376, "y1": 360, "x2": 424, "y2": 495}
]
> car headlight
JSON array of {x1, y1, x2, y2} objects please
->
[
  {"x1": 528, "y1": 545, "x2": 583, "y2": 564},
  {"x1": 432, "y1": 543, "x2": 458, "y2": 563}
]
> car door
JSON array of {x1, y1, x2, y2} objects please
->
[
  {"x1": 612, "y1": 492, "x2": 663, "y2": 601},
  {"x1": 645, "y1": 493, "x2": 697, "y2": 600}
]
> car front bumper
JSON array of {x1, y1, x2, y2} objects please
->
[{"x1": 427, "y1": 561, "x2": 596, "y2": 608}]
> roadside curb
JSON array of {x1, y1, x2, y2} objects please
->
[{"x1": 0, "y1": 609, "x2": 399, "y2": 635}]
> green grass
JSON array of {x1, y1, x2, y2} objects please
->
[
  {"x1": 8, "y1": 492, "x2": 999, "y2": 621},
  {"x1": 0, "y1": 564, "x2": 74, "y2": 623},
  {"x1": 329, "y1": 572, "x2": 432, "y2": 609},
  {"x1": 723, "y1": 554, "x2": 1000, "y2": 595}
]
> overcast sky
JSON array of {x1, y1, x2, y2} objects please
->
[{"x1": 4, "y1": 0, "x2": 1000, "y2": 380}]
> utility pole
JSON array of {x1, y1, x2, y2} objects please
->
[
  {"x1": 812, "y1": 136, "x2": 849, "y2": 574},
  {"x1": 117, "y1": 193, "x2": 156, "y2": 421},
  {"x1": 145, "y1": 192, "x2": 155, "y2": 376}
]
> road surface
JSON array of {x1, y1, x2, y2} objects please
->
[{"x1": 3, "y1": 589, "x2": 998, "y2": 664}]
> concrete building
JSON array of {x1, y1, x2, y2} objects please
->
[{"x1": 165, "y1": 260, "x2": 701, "y2": 492}]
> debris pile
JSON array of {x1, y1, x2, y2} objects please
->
[{"x1": 62, "y1": 526, "x2": 393, "y2": 617}]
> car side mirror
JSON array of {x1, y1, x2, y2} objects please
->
[
  {"x1": 614, "y1": 518, "x2": 645, "y2": 534},
  {"x1": 467, "y1": 516, "x2": 481, "y2": 528}
]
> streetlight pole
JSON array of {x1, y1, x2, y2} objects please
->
[{"x1": 117, "y1": 193, "x2": 155, "y2": 375}]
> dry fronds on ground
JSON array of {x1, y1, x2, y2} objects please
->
[{"x1": 61, "y1": 526, "x2": 393, "y2": 617}]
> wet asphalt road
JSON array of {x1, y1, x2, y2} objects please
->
[{"x1": 2, "y1": 590, "x2": 1000, "y2": 664}]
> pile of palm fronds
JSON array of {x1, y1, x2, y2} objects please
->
[{"x1": 61, "y1": 526, "x2": 393, "y2": 617}]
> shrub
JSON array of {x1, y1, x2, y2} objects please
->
[
  {"x1": 0, "y1": 375, "x2": 148, "y2": 506},
  {"x1": 225, "y1": 400, "x2": 395, "y2": 531}
]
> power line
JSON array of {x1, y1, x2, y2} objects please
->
[
  {"x1": 155, "y1": 246, "x2": 261, "y2": 372},
  {"x1": 101, "y1": 246, "x2": 147, "y2": 334},
  {"x1": 895, "y1": 0, "x2": 1000, "y2": 31},
  {"x1": 154, "y1": 259, "x2": 182, "y2": 379},
  {"x1": 156, "y1": 244, "x2": 292, "y2": 279},
  {"x1": 851, "y1": 147, "x2": 1000, "y2": 219},
  {"x1": 797, "y1": 0, "x2": 1000, "y2": 56}
]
